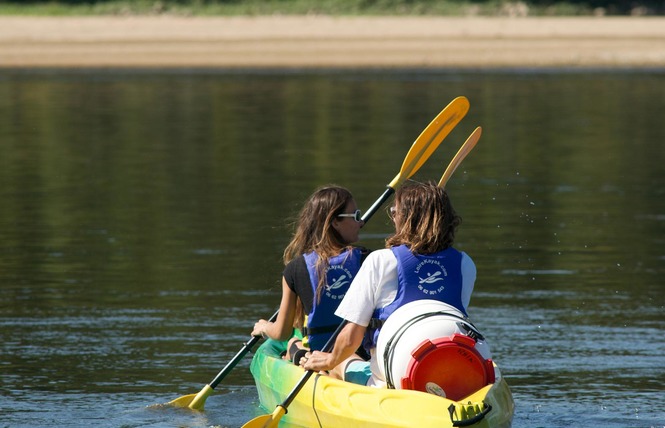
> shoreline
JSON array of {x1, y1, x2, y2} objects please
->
[{"x1": 1, "y1": 16, "x2": 665, "y2": 69}]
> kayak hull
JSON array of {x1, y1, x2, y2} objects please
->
[{"x1": 249, "y1": 339, "x2": 514, "y2": 428}]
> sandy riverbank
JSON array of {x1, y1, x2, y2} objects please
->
[{"x1": 1, "y1": 16, "x2": 664, "y2": 69}]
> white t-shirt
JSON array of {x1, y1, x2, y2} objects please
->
[{"x1": 335, "y1": 247, "x2": 476, "y2": 387}]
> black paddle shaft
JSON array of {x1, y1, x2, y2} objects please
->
[
  {"x1": 209, "y1": 309, "x2": 280, "y2": 389},
  {"x1": 279, "y1": 320, "x2": 348, "y2": 410},
  {"x1": 361, "y1": 187, "x2": 395, "y2": 225}
]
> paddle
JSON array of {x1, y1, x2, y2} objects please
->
[
  {"x1": 242, "y1": 97, "x2": 470, "y2": 428},
  {"x1": 168, "y1": 97, "x2": 469, "y2": 415},
  {"x1": 167, "y1": 310, "x2": 280, "y2": 410},
  {"x1": 361, "y1": 96, "x2": 470, "y2": 222},
  {"x1": 242, "y1": 321, "x2": 348, "y2": 428},
  {"x1": 438, "y1": 126, "x2": 482, "y2": 188}
]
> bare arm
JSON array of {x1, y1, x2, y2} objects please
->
[
  {"x1": 302, "y1": 322, "x2": 366, "y2": 372},
  {"x1": 251, "y1": 277, "x2": 296, "y2": 341}
]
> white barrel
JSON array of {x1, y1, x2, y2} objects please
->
[{"x1": 376, "y1": 300, "x2": 492, "y2": 390}]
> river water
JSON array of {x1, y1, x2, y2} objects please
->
[{"x1": 0, "y1": 69, "x2": 663, "y2": 428}]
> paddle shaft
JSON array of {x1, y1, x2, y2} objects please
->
[
  {"x1": 277, "y1": 321, "x2": 348, "y2": 411},
  {"x1": 361, "y1": 187, "x2": 394, "y2": 224},
  {"x1": 208, "y1": 310, "x2": 279, "y2": 389}
]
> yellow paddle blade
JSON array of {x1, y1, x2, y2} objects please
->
[
  {"x1": 388, "y1": 96, "x2": 470, "y2": 189},
  {"x1": 164, "y1": 384, "x2": 213, "y2": 410},
  {"x1": 438, "y1": 126, "x2": 482, "y2": 188},
  {"x1": 165, "y1": 393, "x2": 197, "y2": 408},
  {"x1": 242, "y1": 405, "x2": 286, "y2": 428},
  {"x1": 187, "y1": 384, "x2": 213, "y2": 410}
]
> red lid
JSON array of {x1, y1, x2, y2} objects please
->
[{"x1": 400, "y1": 334, "x2": 495, "y2": 400}]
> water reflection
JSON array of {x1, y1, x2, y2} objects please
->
[{"x1": 0, "y1": 70, "x2": 663, "y2": 427}]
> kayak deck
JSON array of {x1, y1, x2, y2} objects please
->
[{"x1": 249, "y1": 338, "x2": 514, "y2": 428}]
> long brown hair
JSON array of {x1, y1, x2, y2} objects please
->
[
  {"x1": 283, "y1": 185, "x2": 355, "y2": 328},
  {"x1": 386, "y1": 181, "x2": 460, "y2": 254}
]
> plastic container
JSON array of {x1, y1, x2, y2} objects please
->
[{"x1": 376, "y1": 300, "x2": 495, "y2": 400}]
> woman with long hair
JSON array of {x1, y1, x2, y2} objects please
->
[{"x1": 252, "y1": 185, "x2": 368, "y2": 363}]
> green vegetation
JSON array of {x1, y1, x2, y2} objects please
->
[{"x1": 0, "y1": 0, "x2": 661, "y2": 16}]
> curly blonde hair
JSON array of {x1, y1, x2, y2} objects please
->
[{"x1": 386, "y1": 181, "x2": 460, "y2": 254}]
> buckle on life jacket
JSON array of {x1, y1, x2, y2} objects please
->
[
  {"x1": 301, "y1": 324, "x2": 338, "y2": 337},
  {"x1": 368, "y1": 318, "x2": 384, "y2": 330}
]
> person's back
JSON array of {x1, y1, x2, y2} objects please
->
[
  {"x1": 252, "y1": 185, "x2": 366, "y2": 362},
  {"x1": 303, "y1": 181, "x2": 477, "y2": 387}
]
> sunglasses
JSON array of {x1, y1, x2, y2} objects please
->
[{"x1": 337, "y1": 209, "x2": 362, "y2": 222}]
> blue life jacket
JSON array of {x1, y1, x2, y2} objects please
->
[
  {"x1": 364, "y1": 244, "x2": 467, "y2": 351},
  {"x1": 303, "y1": 247, "x2": 363, "y2": 350}
]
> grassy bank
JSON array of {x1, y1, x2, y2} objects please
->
[{"x1": 0, "y1": 0, "x2": 642, "y2": 17}]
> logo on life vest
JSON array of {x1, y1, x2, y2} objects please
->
[
  {"x1": 325, "y1": 265, "x2": 353, "y2": 300},
  {"x1": 415, "y1": 259, "x2": 447, "y2": 295}
]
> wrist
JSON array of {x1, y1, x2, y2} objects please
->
[{"x1": 325, "y1": 353, "x2": 338, "y2": 371}]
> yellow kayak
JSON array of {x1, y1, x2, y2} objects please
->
[{"x1": 249, "y1": 338, "x2": 514, "y2": 428}]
